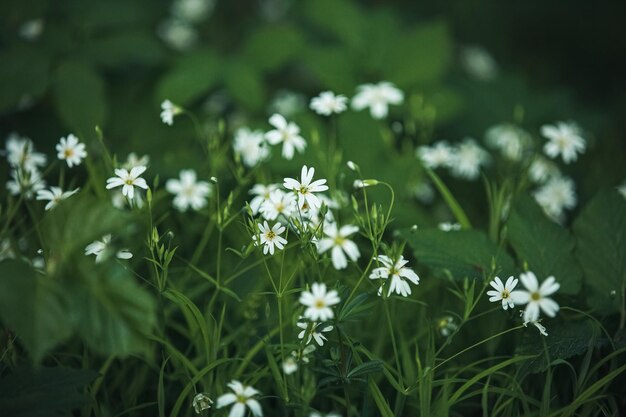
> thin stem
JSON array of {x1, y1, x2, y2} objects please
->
[{"x1": 383, "y1": 297, "x2": 403, "y2": 388}]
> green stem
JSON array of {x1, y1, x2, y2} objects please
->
[{"x1": 425, "y1": 168, "x2": 472, "y2": 229}]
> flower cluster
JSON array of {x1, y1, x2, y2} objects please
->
[{"x1": 416, "y1": 138, "x2": 490, "y2": 180}]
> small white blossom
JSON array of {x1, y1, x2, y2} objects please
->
[
  {"x1": 416, "y1": 141, "x2": 454, "y2": 169},
  {"x1": 528, "y1": 155, "x2": 560, "y2": 184},
  {"x1": 541, "y1": 122, "x2": 586, "y2": 164},
  {"x1": 297, "y1": 318, "x2": 333, "y2": 347},
  {"x1": 192, "y1": 393, "x2": 213, "y2": 414},
  {"x1": 437, "y1": 316, "x2": 458, "y2": 337},
  {"x1": 264, "y1": 114, "x2": 306, "y2": 160},
  {"x1": 19, "y1": 18, "x2": 44, "y2": 41},
  {"x1": 256, "y1": 221, "x2": 287, "y2": 255},
  {"x1": 166, "y1": 169, "x2": 212, "y2": 212},
  {"x1": 283, "y1": 165, "x2": 329, "y2": 211},
  {"x1": 299, "y1": 283, "x2": 340, "y2": 322},
  {"x1": 6, "y1": 168, "x2": 46, "y2": 199},
  {"x1": 269, "y1": 90, "x2": 306, "y2": 117},
  {"x1": 486, "y1": 276, "x2": 518, "y2": 310},
  {"x1": 449, "y1": 138, "x2": 490, "y2": 180},
  {"x1": 316, "y1": 223, "x2": 360, "y2": 270},
  {"x1": 310, "y1": 91, "x2": 348, "y2": 116},
  {"x1": 84, "y1": 234, "x2": 133, "y2": 263},
  {"x1": 123, "y1": 153, "x2": 150, "y2": 170},
  {"x1": 533, "y1": 176, "x2": 576, "y2": 222},
  {"x1": 511, "y1": 271, "x2": 560, "y2": 323},
  {"x1": 460, "y1": 45, "x2": 498, "y2": 81},
  {"x1": 233, "y1": 127, "x2": 270, "y2": 167},
  {"x1": 36, "y1": 187, "x2": 79, "y2": 210},
  {"x1": 172, "y1": 0, "x2": 215, "y2": 23},
  {"x1": 259, "y1": 189, "x2": 296, "y2": 221},
  {"x1": 351, "y1": 82, "x2": 403, "y2": 119},
  {"x1": 160, "y1": 100, "x2": 182, "y2": 125},
  {"x1": 249, "y1": 184, "x2": 280, "y2": 215},
  {"x1": 106, "y1": 166, "x2": 149, "y2": 200},
  {"x1": 216, "y1": 380, "x2": 262, "y2": 417},
  {"x1": 369, "y1": 255, "x2": 420, "y2": 297},
  {"x1": 618, "y1": 181, "x2": 626, "y2": 199},
  {"x1": 157, "y1": 18, "x2": 197, "y2": 51},
  {"x1": 282, "y1": 356, "x2": 298, "y2": 375},
  {"x1": 438, "y1": 222, "x2": 461, "y2": 232},
  {"x1": 485, "y1": 124, "x2": 531, "y2": 161},
  {"x1": 56, "y1": 134, "x2": 87, "y2": 167},
  {"x1": 5, "y1": 133, "x2": 47, "y2": 172}
]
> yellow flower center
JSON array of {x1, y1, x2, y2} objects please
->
[
  {"x1": 299, "y1": 185, "x2": 308, "y2": 194},
  {"x1": 266, "y1": 231, "x2": 275, "y2": 240},
  {"x1": 236, "y1": 394, "x2": 247, "y2": 403},
  {"x1": 125, "y1": 179, "x2": 134, "y2": 185},
  {"x1": 531, "y1": 291, "x2": 541, "y2": 301},
  {"x1": 501, "y1": 290, "x2": 510, "y2": 299},
  {"x1": 334, "y1": 236, "x2": 344, "y2": 245},
  {"x1": 64, "y1": 149, "x2": 74, "y2": 158},
  {"x1": 315, "y1": 299, "x2": 325, "y2": 308}
]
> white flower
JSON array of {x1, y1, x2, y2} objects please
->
[
  {"x1": 282, "y1": 356, "x2": 298, "y2": 375},
  {"x1": 256, "y1": 221, "x2": 287, "y2": 255},
  {"x1": 166, "y1": 169, "x2": 212, "y2": 212},
  {"x1": 449, "y1": 138, "x2": 490, "y2": 180},
  {"x1": 541, "y1": 122, "x2": 586, "y2": 164},
  {"x1": 5, "y1": 133, "x2": 47, "y2": 171},
  {"x1": 299, "y1": 282, "x2": 340, "y2": 322},
  {"x1": 310, "y1": 91, "x2": 348, "y2": 116},
  {"x1": 437, "y1": 316, "x2": 458, "y2": 337},
  {"x1": 172, "y1": 0, "x2": 215, "y2": 23},
  {"x1": 416, "y1": 141, "x2": 454, "y2": 169},
  {"x1": 158, "y1": 18, "x2": 197, "y2": 51},
  {"x1": 123, "y1": 153, "x2": 150, "y2": 170},
  {"x1": 56, "y1": 134, "x2": 87, "y2": 168},
  {"x1": 460, "y1": 45, "x2": 498, "y2": 81},
  {"x1": 36, "y1": 187, "x2": 79, "y2": 210},
  {"x1": 486, "y1": 276, "x2": 518, "y2": 310},
  {"x1": 292, "y1": 344, "x2": 316, "y2": 364},
  {"x1": 283, "y1": 165, "x2": 329, "y2": 211},
  {"x1": 233, "y1": 127, "x2": 269, "y2": 167},
  {"x1": 259, "y1": 189, "x2": 296, "y2": 221},
  {"x1": 316, "y1": 223, "x2": 360, "y2": 270},
  {"x1": 351, "y1": 82, "x2": 403, "y2": 119},
  {"x1": 297, "y1": 318, "x2": 333, "y2": 346},
  {"x1": 264, "y1": 114, "x2": 306, "y2": 160},
  {"x1": 249, "y1": 184, "x2": 280, "y2": 214},
  {"x1": 6, "y1": 168, "x2": 45, "y2": 199},
  {"x1": 510, "y1": 271, "x2": 560, "y2": 323},
  {"x1": 485, "y1": 124, "x2": 531, "y2": 161},
  {"x1": 192, "y1": 393, "x2": 213, "y2": 414},
  {"x1": 528, "y1": 155, "x2": 560, "y2": 184},
  {"x1": 160, "y1": 100, "x2": 182, "y2": 125},
  {"x1": 106, "y1": 166, "x2": 149, "y2": 200},
  {"x1": 369, "y1": 255, "x2": 420, "y2": 297},
  {"x1": 533, "y1": 176, "x2": 576, "y2": 222},
  {"x1": 438, "y1": 222, "x2": 461, "y2": 232},
  {"x1": 19, "y1": 18, "x2": 44, "y2": 41},
  {"x1": 523, "y1": 319, "x2": 548, "y2": 337},
  {"x1": 84, "y1": 234, "x2": 133, "y2": 263},
  {"x1": 216, "y1": 380, "x2": 262, "y2": 417},
  {"x1": 269, "y1": 90, "x2": 306, "y2": 118}
]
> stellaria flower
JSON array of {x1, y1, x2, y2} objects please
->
[
  {"x1": 233, "y1": 127, "x2": 270, "y2": 167},
  {"x1": 216, "y1": 380, "x2": 262, "y2": 417},
  {"x1": 84, "y1": 234, "x2": 133, "y2": 263},
  {"x1": 510, "y1": 271, "x2": 560, "y2": 323},
  {"x1": 449, "y1": 138, "x2": 490, "y2": 180},
  {"x1": 5, "y1": 133, "x2": 47, "y2": 171},
  {"x1": 166, "y1": 169, "x2": 212, "y2": 212},
  {"x1": 486, "y1": 276, "x2": 518, "y2": 310},
  {"x1": 297, "y1": 317, "x2": 333, "y2": 346},
  {"x1": 36, "y1": 186, "x2": 79, "y2": 210},
  {"x1": 369, "y1": 255, "x2": 420, "y2": 297},
  {"x1": 416, "y1": 141, "x2": 454, "y2": 170},
  {"x1": 248, "y1": 183, "x2": 280, "y2": 215},
  {"x1": 485, "y1": 124, "x2": 531, "y2": 161},
  {"x1": 533, "y1": 176, "x2": 576, "y2": 222},
  {"x1": 310, "y1": 91, "x2": 348, "y2": 116},
  {"x1": 528, "y1": 155, "x2": 560, "y2": 184},
  {"x1": 256, "y1": 221, "x2": 287, "y2": 255},
  {"x1": 264, "y1": 114, "x2": 306, "y2": 160},
  {"x1": 160, "y1": 99, "x2": 182, "y2": 125},
  {"x1": 299, "y1": 283, "x2": 340, "y2": 322},
  {"x1": 6, "y1": 167, "x2": 45, "y2": 198},
  {"x1": 283, "y1": 165, "x2": 329, "y2": 211},
  {"x1": 56, "y1": 134, "x2": 87, "y2": 167},
  {"x1": 316, "y1": 223, "x2": 360, "y2": 270},
  {"x1": 259, "y1": 189, "x2": 296, "y2": 221},
  {"x1": 351, "y1": 82, "x2": 403, "y2": 119},
  {"x1": 106, "y1": 166, "x2": 149, "y2": 200},
  {"x1": 541, "y1": 121, "x2": 586, "y2": 164}
]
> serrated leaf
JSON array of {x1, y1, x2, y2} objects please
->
[
  {"x1": 52, "y1": 60, "x2": 107, "y2": 136},
  {"x1": 0, "y1": 260, "x2": 72, "y2": 362},
  {"x1": 573, "y1": 190, "x2": 626, "y2": 314},
  {"x1": 507, "y1": 196, "x2": 582, "y2": 294},
  {"x1": 399, "y1": 229, "x2": 515, "y2": 279}
]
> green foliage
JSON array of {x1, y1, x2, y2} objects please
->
[
  {"x1": 0, "y1": 46, "x2": 50, "y2": 113},
  {"x1": 574, "y1": 190, "x2": 626, "y2": 314},
  {"x1": 507, "y1": 196, "x2": 583, "y2": 294}
]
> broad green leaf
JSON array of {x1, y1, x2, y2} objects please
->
[
  {"x1": 301, "y1": 47, "x2": 356, "y2": 92},
  {"x1": 507, "y1": 196, "x2": 582, "y2": 294},
  {"x1": 0, "y1": 366, "x2": 97, "y2": 416},
  {"x1": 241, "y1": 24, "x2": 304, "y2": 72},
  {"x1": 0, "y1": 260, "x2": 72, "y2": 362},
  {"x1": 573, "y1": 190, "x2": 626, "y2": 313},
  {"x1": 223, "y1": 63, "x2": 266, "y2": 111},
  {"x1": 348, "y1": 360, "x2": 383, "y2": 379},
  {"x1": 82, "y1": 30, "x2": 166, "y2": 69},
  {"x1": 515, "y1": 320, "x2": 603, "y2": 374},
  {"x1": 399, "y1": 229, "x2": 516, "y2": 279},
  {"x1": 304, "y1": 0, "x2": 365, "y2": 48},
  {"x1": 70, "y1": 261, "x2": 156, "y2": 357},
  {"x1": 155, "y1": 50, "x2": 221, "y2": 106},
  {"x1": 0, "y1": 46, "x2": 50, "y2": 113},
  {"x1": 52, "y1": 60, "x2": 108, "y2": 136}
]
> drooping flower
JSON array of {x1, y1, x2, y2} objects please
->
[
  {"x1": 84, "y1": 234, "x2": 133, "y2": 263},
  {"x1": 283, "y1": 165, "x2": 329, "y2": 211},
  {"x1": 192, "y1": 393, "x2": 213, "y2": 414},
  {"x1": 216, "y1": 380, "x2": 263, "y2": 417},
  {"x1": 533, "y1": 176, "x2": 576, "y2": 222},
  {"x1": 282, "y1": 356, "x2": 298, "y2": 375},
  {"x1": 299, "y1": 283, "x2": 340, "y2": 322},
  {"x1": 316, "y1": 223, "x2": 360, "y2": 270},
  {"x1": 523, "y1": 319, "x2": 548, "y2": 337},
  {"x1": 510, "y1": 271, "x2": 560, "y2": 323},
  {"x1": 264, "y1": 114, "x2": 306, "y2": 160},
  {"x1": 486, "y1": 276, "x2": 518, "y2": 310},
  {"x1": 449, "y1": 138, "x2": 490, "y2": 180},
  {"x1": 297, "y1": 317, "x2": 333, "y2": 346},
  {"x1": 416, "y1": 141, "x2": 454, "y2": 169},
  {"x1": 160, "y1": 100, "x2": 182, "y2": 125},
  {"x1": 105, "y1": 166, "x2": 149, "y2": 200},
  {"x1": 541, "y1": 121, "x2": 586, "y2": 164},
  {"x1": 369, "y1": 255, "x2": 420, "y2": 297},
  {"x1": 36, "y1": 187, "x2": 79, "y2": 210},
  {"x1": 259, "y1": 189, "x2": 296, "y2": 221},
  {"x1": 233, "y1": 127, "x2": 270, "y2": 167},
  {"x1": 166, "y1": 169, "x2": 212, "y2": 212},
  {"x1": 56, "y1": 134, "x2": 87, "y2": 168},
  {"x1": 310, "y1": 91, "x2": 348, "y2": 116},
  {"x1": 256, "y1": 221, "x2": 287, "y2": 255},
  {"x1": 351, "y1": 82, "x2": 403, "y2": 119},
  {"x1": 123, "y1": 153, "x2": 150, "y2": 170}
]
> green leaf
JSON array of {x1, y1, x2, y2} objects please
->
[
  {"x1": 155, "y1": 50, "x2": 221, "y2": 106},
  {"x1": 0, "y1": 366, "x2": 97, "y2": 417},
  {"x1": 52, "y1": 60, "x2": 108, "y2": 136},
  {"x1": 573, "y1": 190, "x2": 626, "y2": 313},
  {"x1": 507, "y1": 196, "x2": 583, "y2": 294},
  {"x1": 304, "y1": 0, "x2": 365, "y2": 48},
  {"x1": 0, "y1": 46, "x2": 50, "y2": 113},
  {"x1": 241, "y1": 24, "x2": 304, "y2": 72},
  {"x1": 70, "y1": 261, "x2": 156, "y2": 357},
  {"x1": 348, "y1": 360, "x2": 383, "y2": 379},
  {"x1": 0, "y1": 260, "x2": 72, "y2": 362},
  {"x1": 82, "y1": 30, "x2": 166, "y2": 69},
  {"x1": 399, "y1": 228, "x2": 516, "y2": 279},
  {"x1": 301, "y1": 47, "x2": 356, "y2": 92},
  {"x1": 515, "y1": 320, "x2": 603, "y2": 374},
  {"x1": 223, "y1": 62, "x2": 266, "y2": 111}
]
